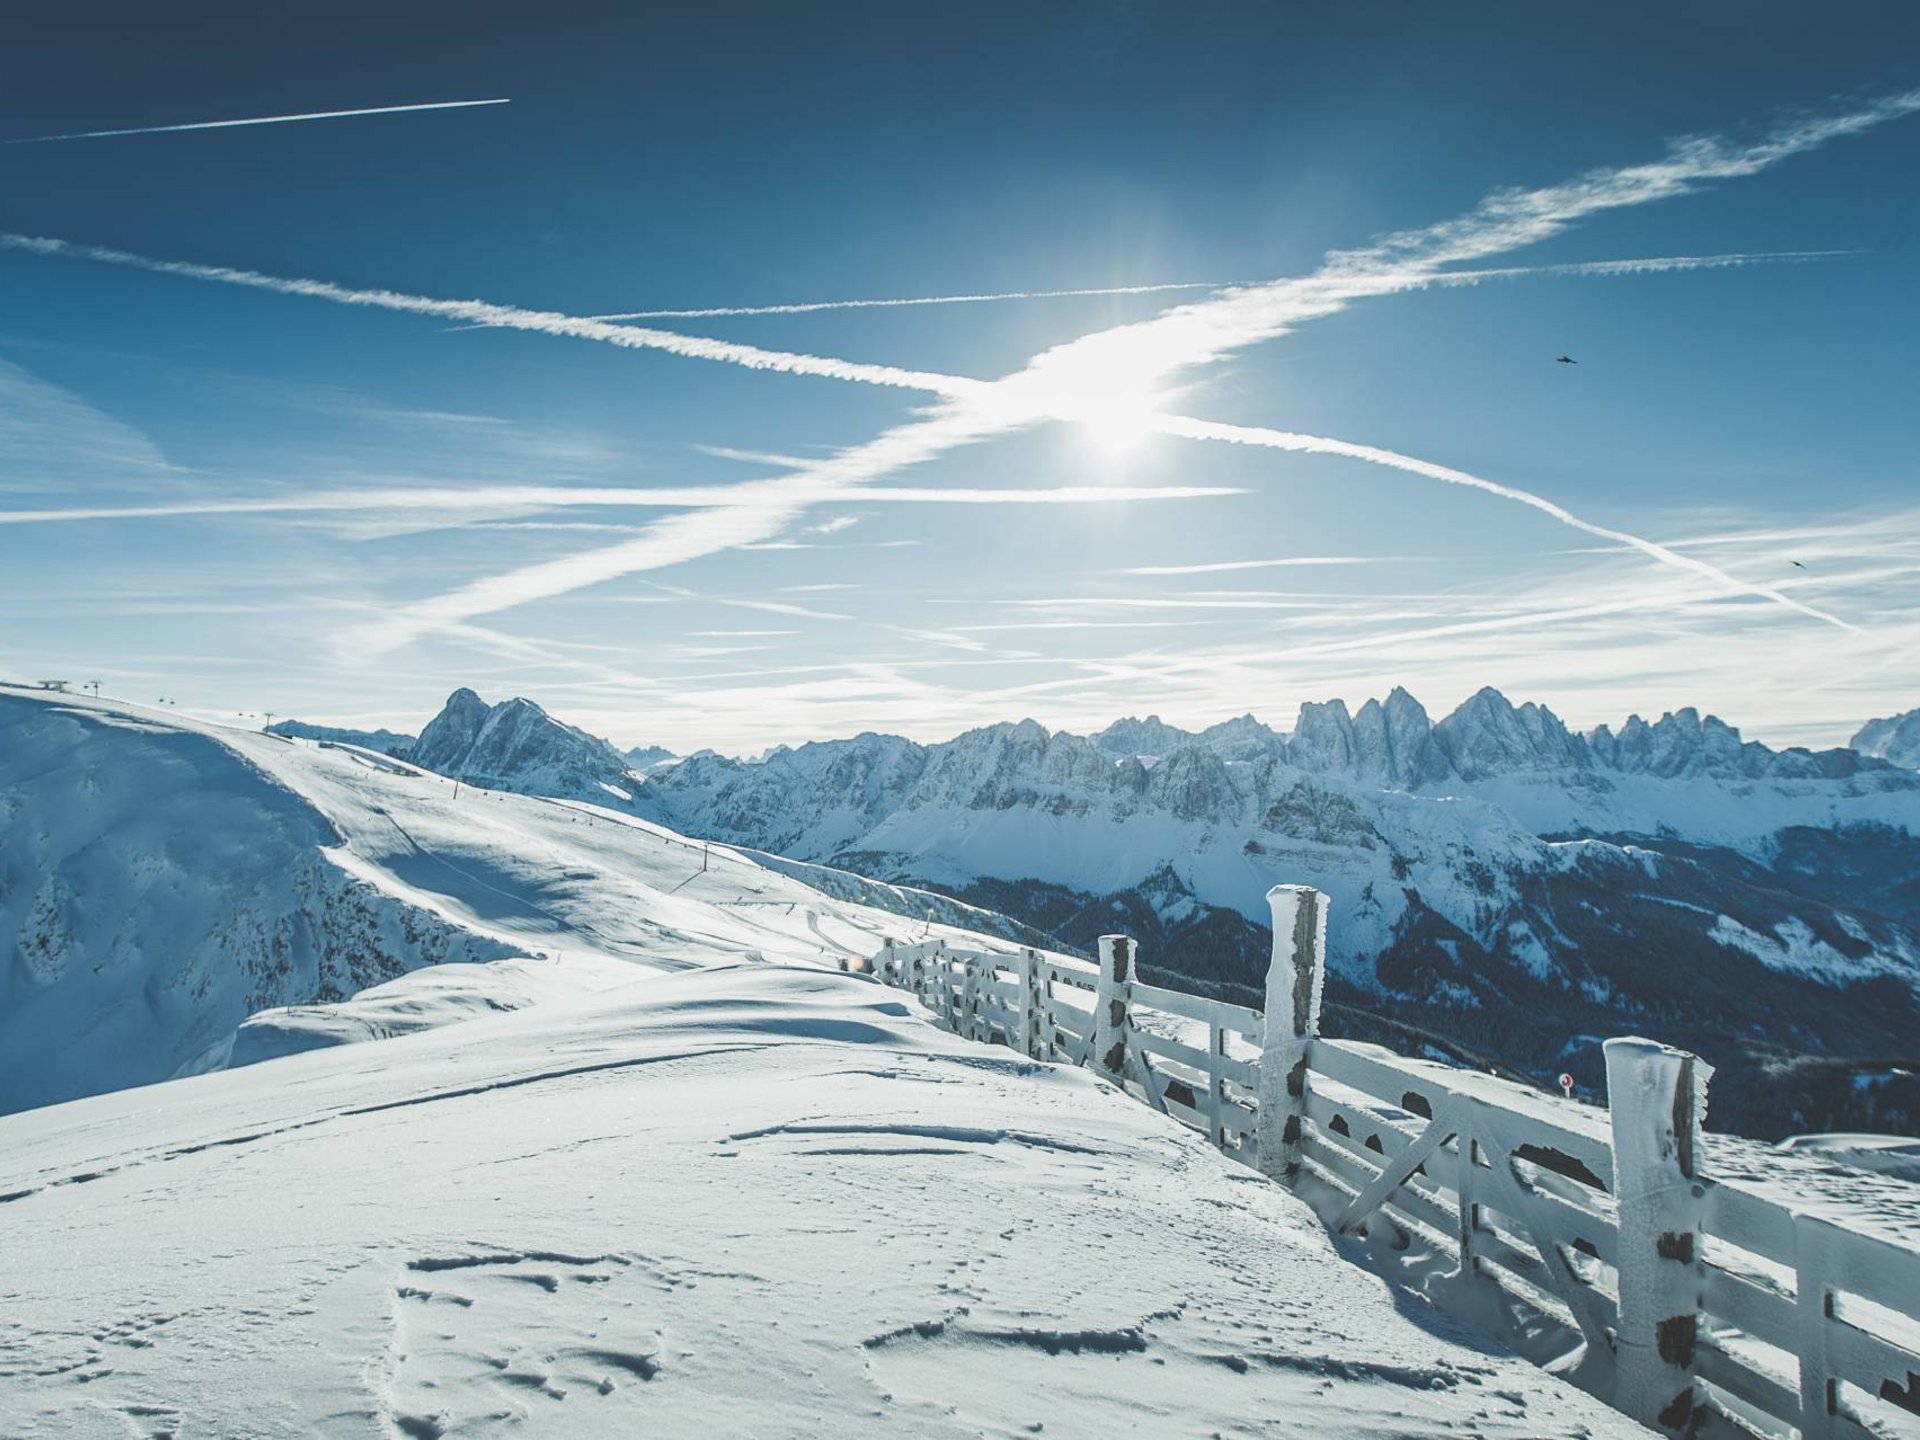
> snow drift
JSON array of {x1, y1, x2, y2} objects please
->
[{"x1": 0, "y1": 963, "x2": 1648, "y2": 1439}]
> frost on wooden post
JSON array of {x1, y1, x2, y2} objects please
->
[
  {"x1": 1257, "y1": 885, "x2": 1326, "y2": 1184},
  {"x1": 1020, "y1": 947, "x2": 1044, "y2": 1059},
  {"x1": 1093, "y1": 934, "x2": 1134, "y2": 1082},
  {"x1": 1605, "y1": 1037, "x2": 1711, "y2": 1435}
]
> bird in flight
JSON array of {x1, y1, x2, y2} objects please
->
[
  {"x1": 1792, "y1": 560, "x2": 1807, "y2": 569},
  {"x1": 1556, "y1": 354, "x2": 1578, "y2": 364}
]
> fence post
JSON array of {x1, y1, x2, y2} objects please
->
[
  {"x1": 1093, "y1": 934, "x2": 1135, "y2": 1083},
  {"x1": 1207, "y1": 1023, "x2": 1226, "y2": 1149},
  {"x1": 1793, "y1": 1213, "x2": 1839, "y2": 1440},
  {"x1": 932, "y1": 942, "x2": 951, "y2": 1024},
  {"x1": 907, "y1": 943, "x2": 927, "y2": 1009},
  {"x1": 1257, "y1": 884, "x2": 1326, "y2": 1185},
  {"x1": 1605, "y1": 1037, "x2": 1711, "y2": 1435},
  {"x1": 1019, "y1": 948, "x2": 1043, "y2": 1058}
]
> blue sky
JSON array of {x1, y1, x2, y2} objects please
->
[{"x1": 3, "y1": 2, "x2": 1918, "y2": 753}]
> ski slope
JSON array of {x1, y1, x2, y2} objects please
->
[
  {"x1": 0, "y1": 963, "x2": 1648, "y2": 1439},
  {"x1": 0, "y1": 687, "x2": 1023, "y2": 1113}
]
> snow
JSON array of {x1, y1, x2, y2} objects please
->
[
  {"x1": 1775, "y1": 1132, "x2": 1920, "y2": 1184},
  {"x1": 1707, "y1": 912, "x2": 1911, "y2": 986},
  {"x1": 0, "y1": 687, "x2": 1034, "y2": 1114},
  {"x1": 0, "y1": 963, "x2": 1649, "y2": 1439}
]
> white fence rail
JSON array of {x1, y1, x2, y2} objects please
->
[{"x1": 872, "y1": 885, "x2": 1920, "y2": 1440}]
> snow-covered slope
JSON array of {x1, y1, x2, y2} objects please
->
[
  {"x1": 0, "y1": 687, "x2": 1033, "y2": 1115},
  {"x1": 0, "y1": 694, "x2": 517, "y2": 1112},
  {"x1": 1855, "y1": 706, "x2": 1920, "y2": 770},
  {"x1": 0, "y1": 962, "x2": 1648, "y2": 1440}
]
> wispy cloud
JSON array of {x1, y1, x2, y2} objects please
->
[
  {"x1": 806, "y1": 515, "x2": 861, "y2": 536},
  {"x1": 1121, "y1": 556, "x2": 1394, "y2": 575},
  {"x1": 7, "y1": 98, "x2": 511, "y2": 145},
  {"x1": 0, "y1": 357, "x2": 177, "y2": 497},
  {"x1": 692, "y1": 444, "x2": 815, "y2": 469}
]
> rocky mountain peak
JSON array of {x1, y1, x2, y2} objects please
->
[
  {"x1": 407, "y1": 689, "x2": 646, "y2": 811},
  {"x1": 1431, "y1": 688, "x2": 1589, "y2": 781},
  {"x1": 1855, "y1": 707, "x2": 1920, "y2": 770}
]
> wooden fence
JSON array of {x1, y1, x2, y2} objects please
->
[{"x1": 872, "y1": 884, "x2": 1920, "y2": 1440}]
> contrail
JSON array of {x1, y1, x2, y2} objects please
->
[
  {"x1": 577, "y1": 251, "x2": 1839, "y2": 326},
  {"x1": 6, "y1": 98, "x2": 512, "y2": 144},
  {"x1": 586, "y1": 279, "x2": 1232, "y2": 321},
  {"x1": 0, "y1": 482, "x2": 1243, "y2": 527},
  {"x1": 1436, "y1": 249, "x2": 1853, "y2": 287},
  {"x1": 1122, "y1": 556, "x2": 1393, "y2": 574},
  {"x1": 0, "y1": 233, "x2": 982, "y2": 398},
  {"x1": 1150, "y1": 414, "x2": 1858, "y2": 632}
]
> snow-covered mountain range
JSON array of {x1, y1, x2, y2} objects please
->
[{"x1": 629, "y1": 687, "x2": 1920, "y2": 1137}]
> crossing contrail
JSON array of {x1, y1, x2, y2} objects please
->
[
  {"x1": 586, "y1": 280, "x2": 1232, "y2": 321},
  {"x1": 0, "y1": 232, "x2": 980, "y2": 396},
  {"x1": 577, "y1": 251, "x2": 1842, "y2": 324},
  {"x1": 7, "y1": 98, "x2": 511, "y2": 144},
  {"x1": 1150, "y1": 414, "x2": 1859, "y2": 633}
]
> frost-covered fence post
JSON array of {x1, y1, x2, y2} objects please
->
[
  {"x1": 1206, "y1": 1023, "x2": 1227, "y2": 1148},
  {"x1": 1092, "y1": 934, "x2": 1134, "y2": 1082},
  {"x1": 1792, "y1": 1213, "x2": 1840, "y2": 1440},
  {"x1": 1256, "y1": 885, "x2": 1326, "y2": 1185},
  {"x1": 905, "y1": 943, "x2": 927, "y2": 1010},
  {"x1": 1605, "y1": 1038, "x2": 1711, "y2": 1435},
  {"x1": 1019, "y1": 948, "x2": 1044, "y2": 1058},
  {"x1": 961, "y1": 951, "x2": 983, "y2": 1041}
]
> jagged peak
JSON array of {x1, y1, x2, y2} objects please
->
[{"x1": 440, "y1": 686, "x2": 488, "y2": 712}]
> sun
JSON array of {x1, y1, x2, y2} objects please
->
[{"x1": 1076, "y1": 394, "x2": 1160, "y2": 458}]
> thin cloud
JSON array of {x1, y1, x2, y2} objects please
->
[
  {"x1": 806, "y1": 516, "x2": 861, "y2": 536},
  {"x1": 7, "y1": 98, "x2": 511, "y2": 144},
  {"x1": 1122, "y1": 556, "x2": 1393, "y2": 575},
  {"x1": 692, "y1": 444, "x2": 814, "y2": 469}
]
